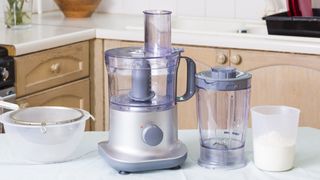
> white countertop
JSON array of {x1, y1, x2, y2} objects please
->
[
  {"x1": 0, "y1": 24, "x2": 95, "y2": 55},
  {"x1": 0, "y1": 128, "x2": 320, "y2": 180},
  {"x1": 1, "y1": 12, "x2": 320, "y2": 56}
]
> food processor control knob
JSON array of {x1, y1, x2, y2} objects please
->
[{"x1": 142, "y1": 124, "x2": 163, "y2": 146}]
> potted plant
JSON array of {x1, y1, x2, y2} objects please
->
[{"x1": 4, "y1": 0, "x2": 33, "y2": 29}]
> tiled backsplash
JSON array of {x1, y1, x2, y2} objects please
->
[
  {"x1": 96, "y1": 0, "x2": 276, "y2": 19},
  {"x1": 81, "y1": 0, "x2": 320, "y2": 19},
  {"x1": 1, "y1": 0, "x2": 320, "y2": 20}
]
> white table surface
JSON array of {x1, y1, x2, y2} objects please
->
[{"x1": 0, "y1": 128, "x2": 319, "y2": 180}]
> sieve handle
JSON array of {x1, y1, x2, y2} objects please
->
[{"x1": 0, "y1": 100, "x2": 19, "y2": 111}]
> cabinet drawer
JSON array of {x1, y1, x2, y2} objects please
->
[
  {"x1": 16, "y1": 78, "x2": 90, "y2": 110},
  {"x1": 16, "y1": 78, "x2": 91, "y2": 130},
  {"x1": 15, "y1": 41, "x2": 90, "y2": 97}
]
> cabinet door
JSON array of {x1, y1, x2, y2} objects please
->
[
  {"x1": 90, "y1": 39, "x2": 104, "y2": 131},
  {"x1": 16, "y1": 79, "x2": 91, "y2": 130},
  {"x1": 15, "y1": 41, "x2": 90, "y2": 97},
  {"x1": 230, "y1": 49, "x2": 320, "y2": 128},
  {"x1": 175, "y1": 45, "x2": 230, "y2": 129}
]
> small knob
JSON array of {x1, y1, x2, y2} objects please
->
[
  {"x1": 50, "y1": 63, "x2": 60, "y2": 73},
  {"x1": 230, "y1": 55, "x2": 242, "y2": 65},
  {"x1": 142, "y1": 124, "x2": 163, "y2": 146},
  {"x1": 216, "y1": 54, "x2": 227, "y2": 64},
  {"x1": 1, "y1": 67, "x2": 9, "y2": 82}
]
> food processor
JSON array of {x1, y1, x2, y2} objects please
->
[
  {"x1": 195, "y1": 67, "x2": 251, "y2": 169},
  {"x1": 98, "y1": 10, "x2": 196, "y2": 174}
]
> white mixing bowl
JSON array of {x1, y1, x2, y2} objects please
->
[{"x1": 0, "y1": 106, "x2": 91, "y2": 163}]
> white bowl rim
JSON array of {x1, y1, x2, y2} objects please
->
[{"x1": 0, "y1": 108, "x2": 91, "y2": 128}]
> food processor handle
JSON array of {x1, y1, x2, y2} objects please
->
[{"x1": 176, "y1": 56, "x2": 196, "y2": 102}]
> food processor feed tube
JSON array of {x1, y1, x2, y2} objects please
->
[
  {"x1": 144, "y1": 10, "x2": 171, "y2": 56},
  {"x1": 196, "y1": 67, "x2": 251, "y2": 169},
  {"x1": 98, "y1": 10, "x2": 196, "y2": 174}
]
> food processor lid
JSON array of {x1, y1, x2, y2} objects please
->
[
  {"x1": 10, "y1": 106, "x2": 84, "y2": 126},
  {"x1": 196, "y1": 66, "x2": 251, "y2": 91},
  {"x1": 105, "y1": 47, "x2": 182, "y2": 59}
]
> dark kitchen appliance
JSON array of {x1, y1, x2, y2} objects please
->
[
  {"x1": 0, "y1": 47, "x2": 16, "y2": 133},
  {"x1": 263, "y1": 9, "x2": 320, "y2": 38}
]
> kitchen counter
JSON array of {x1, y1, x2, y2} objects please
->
[
  {"x1": 0, "y1": 24, "x2": 95, "y2": 56},
  {"x1": 0, "y1": 128, "x2": 320, "y2": 180},
  {"x1": 1, "y1": 12, "x2": 320, "y2": 56}
]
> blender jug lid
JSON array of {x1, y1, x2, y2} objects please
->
[
  {"x1": 10, "y1": 106, "x2": 84, "y2": 126},
  {"x1": 196, "y1": 66, "x2": 251, "y2": 91}
]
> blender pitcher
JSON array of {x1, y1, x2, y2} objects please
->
[{"x1": 196, "y1": 67, "x2": 251, "y2": 169}]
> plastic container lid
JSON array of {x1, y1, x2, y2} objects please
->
[
  {"x1": 105, "y1": 47, "x2": 183, "y2": 69},
  {"x1": 10, "y1": 106, "x2": 84, "y2": 126},
  {"x1": 196, "y1": 67, "x2": 251, "y2": 91}
]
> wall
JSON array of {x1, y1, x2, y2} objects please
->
[
  {"x1": 97, "y1": 0, "x2": 269, "y2": 19},
  {"x1": 96, "y1": 0, "x2": 319, "y2": 19},
  {"x1": 0, "y1": 0, "x2": 320, "y2": 21}
]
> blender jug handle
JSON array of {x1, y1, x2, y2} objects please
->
[{"x1": 176, "y1": 56, "x2": 196, "y2": 102}]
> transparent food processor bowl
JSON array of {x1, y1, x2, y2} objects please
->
[{"x1": 106, "y1": 47, "x2": 181, "y2": 112}]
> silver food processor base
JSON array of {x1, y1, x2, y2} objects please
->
[
  {"x1": 98, "y1": 141, "x2": 187, "y2": 173},
  {"x1": 198, "y1": 145, "x2": 247, "y2": 169}
]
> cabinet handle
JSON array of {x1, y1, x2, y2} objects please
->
[
  {"x1": 19, "y1": 103, "x2": 29, "y2": 108},
  {"x1": 230, "y1": 55, "x2": 242, "y2": 65},
  {"x1": 216, "y1": 54, "x2": 227, "y2": 64},
  {"x1": 50, "y1": 63, "x2": 60, "y2": 73}
]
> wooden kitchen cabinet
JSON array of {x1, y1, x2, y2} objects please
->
[
  {"x1": 14, "y1": 41, "x2": 92, "y2": 130},
  {"x1": 230, "y1": 49, "x2": 320, "y2": 128},
  {"x1": 15, "y1": 41, "x2": 89, "y2": 97},
  {"x1": 16, "y1": 79, "x2": 90, "y2": 109}
]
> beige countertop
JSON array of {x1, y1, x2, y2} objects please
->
[{"x1": 1, "y1": 12, "x2": 320, "y2": 56}]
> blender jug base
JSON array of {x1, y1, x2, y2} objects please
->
[{"x1": 198, "y1": 145, "x2": 247, "y2": 170}]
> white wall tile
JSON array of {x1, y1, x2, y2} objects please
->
[
  {"x1": 41, "y1": 0, "x2": 58, "y2": 12},
  {"x1": 0, "y1": 0, "x2": 3, "y2": 20},
  {"x1": 0, "y1": 0, "x2": 274, "y2": 20},
  {"x1": 313, "y1": 0, "x2": 320, "y2": 8},
  {"x1": 264, "y1": 0, "x2": 287, "y2": 15},
  {"x1": 147, "y1": 0, "x2": 177, "y2": 15},
  {"x1": 278, "y1": 0, "x2": 287, "y2": 11},
  {"x1": 206, "y1": 0, "x2": 235, "y2": 18},
  {"x1": 177, "y1": 0, "x2": 205, "y2": 17},
  {"x1": 235, "y1": 0, "x2": 266, "y2": 19},
  {"x1": 97, "y1": 0, "x2": 123, "y2": 14},
  {"x1": 123, "y1": 0, "x2": 147, "y2": 14}
]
